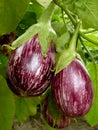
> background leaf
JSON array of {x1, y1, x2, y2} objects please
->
[
  {"x1": 85, "y1": 63, "x2": 98, "y2": 126},
  {"x1": 16, "y1": 1, "x2": 44, "y2": 36},
  {"x1": 15, "y1": 97, "x2": 40, "y2": 123},
  {"x1": 36, "y1": 0, "x2": 52, "y2": 8},
  {"x1": 0, "y1": 53, "x2": 8, "y2": 78},
  {"x1": 68, "y1": 0, "x2": 98, "y2": 29},
  {"x1": 0, "y1": 75, "x2": 15, "y2": 130},
  {"x1": 0, "y1": 0, "x2": 30, "y2": 35},
  {"x1": 84, "y1": 33, "x2": 98, "y2": 50},
  {"x1": 15, "y1": 97, "x2": 31, "y2": 123},
  {"x1": 55, "y1": 32, "x2": 70, "y2": 52}
]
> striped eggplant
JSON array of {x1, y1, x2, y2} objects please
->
[
  {"x1": 42, "y1": 94, "x2": 71, "y2": 128},
  {"x1": 51, "y1": 58, "x2": 93, "y2": 117},
  {"x1": 6, "y1": 34, "x2": 55, "y2": 97}
]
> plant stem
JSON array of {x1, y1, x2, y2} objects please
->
[
  {"x1": 61, "y1": 10, "x2": 67, "y2": 29},
  {"x1": 53, "y1": 0, "x2": 76, "y2": 25},
  {"x1": 79, "y1": 37, "x2": 98, "y2": 95},
  {"x1": 64, "y1": 8, "x2": 98, "y2": 46},
  {"x1": 68, "y1": 21, "x2": 81, "y2": 52},
  {"x1": 83, "y1": 29, "x2": 97, "y2": 34},
  {"x1": 79, "y1": 37, "x2": 95, "y2": 64},
  {"x1": 80, "y1": 32, "x2": 98, "y2": 46},
  {"x1": 38, "y1": 2, "x2": 55, "y2": 24},
  {"x1": 64, "y1": 8, "x2": 76, "y2": 26},
  {"x1": 53, "y1": 0, "x2": 98, "y2": 47}
]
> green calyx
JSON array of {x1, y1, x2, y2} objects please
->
[
  {"x1": 11, "y1": 2, "x2": 56, "y2": 56},
  {"x1": 55, "y1": 21, "x2": 81, "y2": 74},
  {"x1": 0, "y1": 45, "x2": 15, "y2": 55}
]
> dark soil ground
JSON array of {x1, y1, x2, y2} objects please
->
[{"x1": 13, "y1": 115, "x2": 98, "y2": 130}]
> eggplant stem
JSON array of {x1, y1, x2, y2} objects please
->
[
  {"x1": 68, "y1": 21, "x2": 81, "y2": 52},
  {"x1": 53, "y1": 0, "x2": 98, "y2": 47},
  {"x1": 38, "y1": 2, "x2": 55, "y2": 24}
]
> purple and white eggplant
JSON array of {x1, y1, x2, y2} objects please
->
[
  {"x1": 6, "y1": 34, "x2": 55, "y2": 97},
  {"x1": 51, "y1": 58, "x2": 93, "y2": 117},
  {"x1": 42, "y1": 95, "x2": 71, "y2": 128}
]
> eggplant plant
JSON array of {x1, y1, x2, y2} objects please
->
[{"x1": 0, "y1": 0, "x2": 98, "y2": 130}]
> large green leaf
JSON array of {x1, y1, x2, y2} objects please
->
[
  {"x1": 15, "y1": 97, "x2": 31, "y2": 123},
  {"x1": 16, "y1": 1, "x2": 44, "y2": 36},
  {"x1": 36, "y1": 0, "x2": 52, "y2": 8},
  {"x1": 0, "y1": 53, "x2": 8, "y2": 78},
  {"x1": 0, "y1": 75, "x2": 15, "y2": 130},
  {"x1": 0, "y1": 0, "x2": 30, "y2": 35},
  {"x1": 85, "y1": 63, "x2": 98, "y2": 126},
  {"x1": 68, "y1": 0, "x2": 98, "y2": 29},
  {"x1": 84, "y1": 33, "x2": 98, "y2": 50},
  {"x1": 24, "y1": 97, "x2": 40, "y2": 114},
  {"x1": 15, "y1": 97, "x2": 40, "y2": 123}
]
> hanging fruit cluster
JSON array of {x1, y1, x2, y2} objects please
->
[{"x1": 6, "y1": 1, "x2": 94, "y2": 129}]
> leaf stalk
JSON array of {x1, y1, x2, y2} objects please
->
[{"x1": 53, "y1": 0, "x2": 98, "y2": 47}]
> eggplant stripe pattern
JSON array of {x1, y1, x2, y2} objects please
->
[
  {"x1": 6, "y1": 34, "x2": 55, "y2": 97},
  {"x1": 51, "y1": 59, "x2": 93, "y2": 117},
  {"x1": 42, "y1": 96, "x2": 71, "y2": 128}
]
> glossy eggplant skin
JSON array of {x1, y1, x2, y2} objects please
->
[
  {"x1": 42, "y1": 95, "x2": 71, "y2": 129},
  {"x1": 51, "y1": 59, "x2": 93, "y2": 117},
  {"x1": 6, "y1": 34, "x2": 55, "y2": 97}
]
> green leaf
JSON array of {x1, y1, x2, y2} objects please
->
[
  {"x1": 0, "y1": 53, "x2": 8, "y2": 78},
  {"x1": 36, "y1": 0, "x2": 52, "y2": 8},
  {"x1": 16, "y1": 1, "x2": 44, "y2": 36},
  {"x1": 0, "y1": 75, "x2": 15, "y2": 130},
  {"x1": 68, "y1": 0, "x2": 98, "y2": 29},
  {"x1": 85, "y1": 63, "x2": 98, "y2": 126},
  {"x1": 28, "y1": 1, "x2": 44, "y2": 19},
  {"x1": 15, "y1": 97, "x2": 31, "y2": 123},
  {"x1": 24, "y1": 97, "x2": 40, "y2": 115},
  {"x1": 84, "y1": 33, "x2": 98, "y2": 50},
  {"x1": 0, "y1": 0, "x2": 30, "y2": 35},
  {"x1": 15, "y1": 97, "x2": 40, "y2": 123},
  {"x1": 52, "y1": 21, "x2": 67, "y2": 36}
]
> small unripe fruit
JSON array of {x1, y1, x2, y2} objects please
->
[{"x1": 42, "y1": 95, "x2": 71, "y2": 128}]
